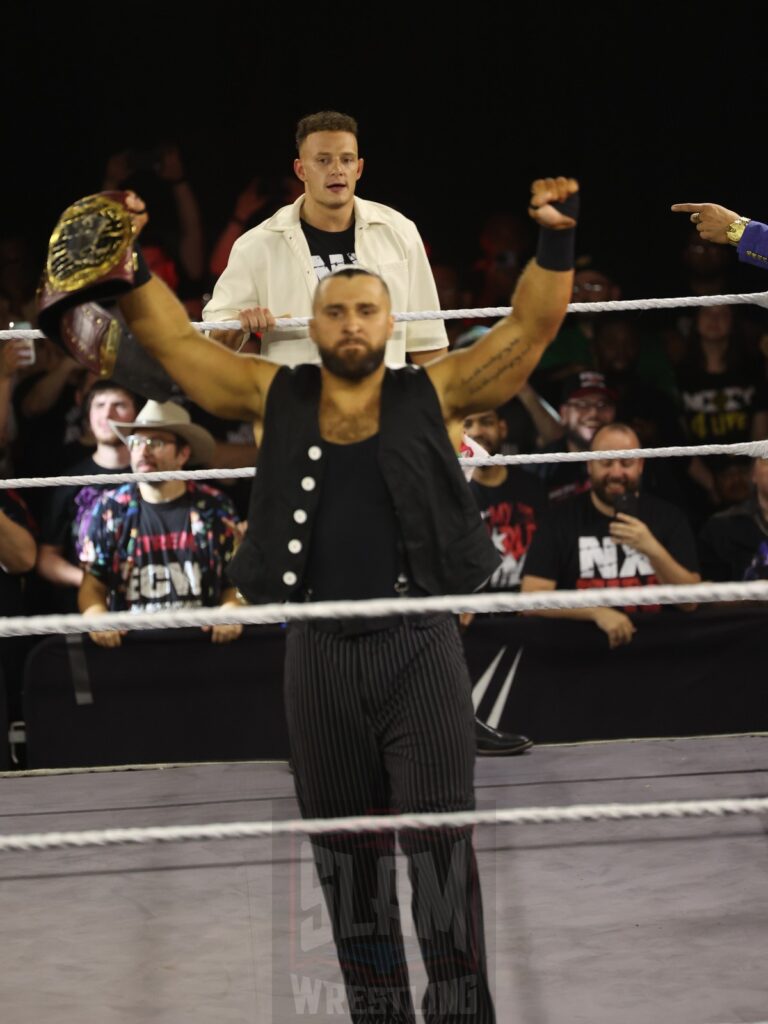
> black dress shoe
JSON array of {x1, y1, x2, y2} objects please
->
[{"x1": 475, "y1": 718, "x2": 533, "y2": 756}]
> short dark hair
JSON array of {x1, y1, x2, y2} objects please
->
[
  {"x1": 313, "y1": 267, "x2": 390, "y2": 310},
  {"x1": 83, "y1": 378, "x2": 140, "y2": 421},
  {"x1": 296, "y1": 111, "x2": 358, "y2": 152}
]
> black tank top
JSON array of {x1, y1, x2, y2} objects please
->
[{"x1": 303, "y1": 434, "x2": 406, "y2": 601}]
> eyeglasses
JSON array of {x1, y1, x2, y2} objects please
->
[
  {"x1": 573, "y1": 282, "x2": 608, "y2": 293},
  {"x1": 566, "y1": 399, "x2": 614, "y2": 413},
  {"x1": 126, "y1": 435, "x2": 174, "y2": 451}
]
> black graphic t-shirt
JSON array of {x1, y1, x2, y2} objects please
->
[
  {"x1": 524, "y1": 492, "x2": 699, "y2": 611},
  {"x1": 41, "y1": 455, "x2": 125, "y2": 559},
  {"x1": 84, "y1": 483, "x2": 240, "y2": 612},
  {"x1": 677, "y1": 367, "x2": 768, "y2": 444},
  {"x1": 301, "y1": 219, "x2": 357, "y2": 281},
  {"x1": 528, "y1": 439, "x2": 591, "y2": 504},
  {"x1": 469, "y1": 470, "x2": 549, "y2": 590},
  {"x1": 131, "y1": 498, "x2": 201, "y2": 609}
]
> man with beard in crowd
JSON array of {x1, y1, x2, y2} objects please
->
[{"x1": 522, "y1": 423, "x2": 700, "y2": 648}]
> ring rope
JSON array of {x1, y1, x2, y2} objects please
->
[
  {"x1": 1, "y1": 439, "x2": 766, "y2": 491},
  {"x1": 463, "y1": 439, "x2": 768, "y2": 465},
  {"x1": 0, "y1": 467, "x2": 256, "y2": 490},
  {"x1": 1, "y1": 795, "x2": 766, "y2": 853},
  {"x1": 199, "y1": 290, "x2": 768, "y2": 330},
  {"x1": 4, "y1": 290, "x2": 764, "y2": 861},
  {"x1": 3, "y1": 290, "x2": 768, "y2": 341},
  {"x1": 2, "y1": 581, "x2": 767, "y2": 639}
]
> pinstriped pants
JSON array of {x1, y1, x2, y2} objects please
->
[{"x1": 285, "y1": 613, "x2": 496, "y2": 1023}]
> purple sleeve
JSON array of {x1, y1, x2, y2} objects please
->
[{"x1": 737, "y1": 220, "x2": 768, "y2": 269}]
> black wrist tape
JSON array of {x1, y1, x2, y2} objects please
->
[
  {"x1": 535, "y1": 192, "x2": 580, "y2": 272},
  {"x1": 133, "y1": 244, "x2": 152, "y2": 287},
  {"x1": 536, "y1": 228, "x2": 575, "y2": 271}
]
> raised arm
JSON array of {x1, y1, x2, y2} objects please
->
[
  {"x1": 118, "y1": 195, "x2": 280, "y2": 423},
  {"x1": 427, "y1": 177, "x2": 577, "y2": 421},
  {"x1": 158, "y1": 145, "x2": 206, "y2": 283}
]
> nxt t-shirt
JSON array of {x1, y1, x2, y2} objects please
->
[{"x1": 524, "y1": 492, "x2": 699, "y2": 611}]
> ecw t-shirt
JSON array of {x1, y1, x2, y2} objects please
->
[
  {"x1": 83, "y1": 484, "x2": 239, "y2": 613},
  {"x1": 524, "y1": 492, "x2": 699, "y2": 612}
]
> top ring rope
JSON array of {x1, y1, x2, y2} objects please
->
[
  {"x1": 199, "y1": 290, "x2": 768, "y2": 331},
  {"x1": 1, "y1": 580, "x2": 767, "y2": 639},
  {"x1": 1, "y1": 439, "x2": 766, "y2": 491},
  {"x1": 3, "y1": 291, "x2": 768, "y2": 341}
]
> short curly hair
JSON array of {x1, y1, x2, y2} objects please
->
[{"x1": 296, "y1": 111, "x2": 358, "y2": 152}]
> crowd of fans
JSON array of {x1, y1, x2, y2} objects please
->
[{"x1": 1, "y1": 143, "x2": 767, "y2": 753}]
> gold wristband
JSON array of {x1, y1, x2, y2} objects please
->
[{"x1": 725, "y1": 217, "x2": 750, "y2": 246}]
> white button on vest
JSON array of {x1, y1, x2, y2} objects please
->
[
  {"x1": 288, "y1": 539, "x2": 302, "y2": 554},
  {"x1": 282, "y1": 571, "x2": 297, "y2": 586},
  {"x1": 293, "y1": 509, "x2": 308, "y2": 524},
  {"x1": 301, "y1": 476, "x2": 316, "y2": 491},
  {"x1": 308, "y1": 445, "x2": 322, "y2": 461}
]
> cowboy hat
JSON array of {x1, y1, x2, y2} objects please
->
[{"x1": 110, "y1": 400, "x2": 216, "y2": 467}]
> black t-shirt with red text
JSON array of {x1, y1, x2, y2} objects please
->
[
  {"x1": 523, "y1": 491, "x2": 699, "y2": 611},
  {"x1": 469, "y1": 469, "x2": 548, "y2": 590}
]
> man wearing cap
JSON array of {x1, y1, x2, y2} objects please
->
[
  {"x1": 533, "y1": 369, "x2": 617, "y2": 502},
  {"x1": 78, "y1": 400, "x2": 243, "y2": 647},
  {"x1": 203, "y1": 110, "x2": 449, "y2": 367}
]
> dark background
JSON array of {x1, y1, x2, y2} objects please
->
[{"x1": 4, "y1": 5, "x2": 767, "y2": 299}]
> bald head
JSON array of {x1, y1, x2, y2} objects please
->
[
  {"x1": 591, "y1": 423, "x2": 640, "y2": 453},
  {"x1": 312, "y1": 267, "x2": 390, "y2": 313},
  {"x1": 589, "y1": 422, "x2": 644, "y2": 510}
]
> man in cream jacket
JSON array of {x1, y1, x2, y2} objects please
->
[{"x1": 202, "y1": 110, "x2": 448, "y2": 367}]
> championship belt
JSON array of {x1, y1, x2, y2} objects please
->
[{"x1": 37, "y1": 192, "x2": 175, "y2": 401}]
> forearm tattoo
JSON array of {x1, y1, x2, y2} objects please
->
[{"x1": 461, "y1": 334, "x2": 533, "y2": 396}]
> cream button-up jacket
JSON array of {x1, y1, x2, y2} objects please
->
[{"x1": 202, "y1": 195, "x2": 448, "y2": 367}]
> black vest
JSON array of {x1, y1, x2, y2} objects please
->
[{"x1": 227, "y1": 364, "x2": 500, "y2": 604}]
